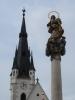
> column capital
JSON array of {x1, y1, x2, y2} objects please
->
[{"x1": 51, "y1": 55, "x2": 61, "y2": 61}]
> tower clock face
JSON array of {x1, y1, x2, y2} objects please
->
[{"x1": 20, "y1": 83, "x2": 27, "y2": 89}]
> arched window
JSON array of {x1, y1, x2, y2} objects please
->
[{"x1": 21, "y1": 93, "x2": 26, "y2": 100}]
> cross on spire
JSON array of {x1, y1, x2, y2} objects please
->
[{"x1": 22, "y1": 8, "x2": 26, "y2": 16}]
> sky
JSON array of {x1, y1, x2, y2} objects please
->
[{"x1": 0, "y1": 0, "x2": 75, "y2": 100}]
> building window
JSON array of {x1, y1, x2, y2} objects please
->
[
  {"x1": 21, "y1": 93, "x2": 26, "y2": 100},
  {"x1": 37, "y1": 93, "x2": 39, "y2": 96},
  {"x1": 13, "y1": 70, "x2": 15, "y2": 76}
]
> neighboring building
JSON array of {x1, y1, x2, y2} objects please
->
[{"x1": 10, "y1": 10, "x2": 49, "y2": 100}]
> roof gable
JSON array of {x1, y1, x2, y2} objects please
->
[{"x1": 27, "y1": 82, "x2": 49, "y2": 100}]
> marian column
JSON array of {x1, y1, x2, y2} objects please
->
[{"x1": 46, "y1": 11, "x2": 66, "y2": 100}]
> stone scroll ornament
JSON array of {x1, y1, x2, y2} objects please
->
[{"x1": 46, "y1": 11, "x2": 66, "y2": 59}]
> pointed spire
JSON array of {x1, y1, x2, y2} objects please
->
[
  {"x1": 12, "y1": 10, "x2": 35, "y2": 78},
  {"x1": 28, "y1": 47, "x2": 31, "y2": 57},
  {"x1": 30, "y1": 51, "x2": 35, "y2": 71},
  {"x1": 36, "y1": 77, "x2": 39, "y2": 83},
  {"x1": 19, "y1": 9, "x2": 27, "y2": 38},
  {"x1": 12, "y1": 47, "x2": 18, "y2": 69},
  {"x1": 17, "y1": 10, "x2": 31, "y2": 78}
]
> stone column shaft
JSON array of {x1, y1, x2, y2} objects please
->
[{"x1": 51, "y1": 56, "x2": 62, "y2": 100}]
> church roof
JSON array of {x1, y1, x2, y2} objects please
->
[
  {"x1": 27, "y1": 81, "x2": 49, "y2": 100},
  {"x1": 12, "y1": 47, "x2": 18, "y2": 69},
  {"x1": 12, "y1": 9, "x2": 35, "y2": 78},
  {"x1": 30, "y1": 52, "x2": 35, "y2": 71}
]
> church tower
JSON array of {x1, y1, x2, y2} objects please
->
[
  {"x1": 10, "y1": 10, "x2": 49, "y2": 100},
  {"x1": 10, "y1": 10, "x2": 35, "y2": 100}
]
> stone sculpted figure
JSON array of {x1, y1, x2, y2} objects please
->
[
  {"x1": 47, "y1": 15, "x2": 64, "y2": 41},
  {"x1": 46, "y1": 12, "x2": 66, "y2": 57}
]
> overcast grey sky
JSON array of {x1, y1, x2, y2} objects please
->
[{"x1": 0, "y1": 0, "x2": 75, "y2": 100}]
